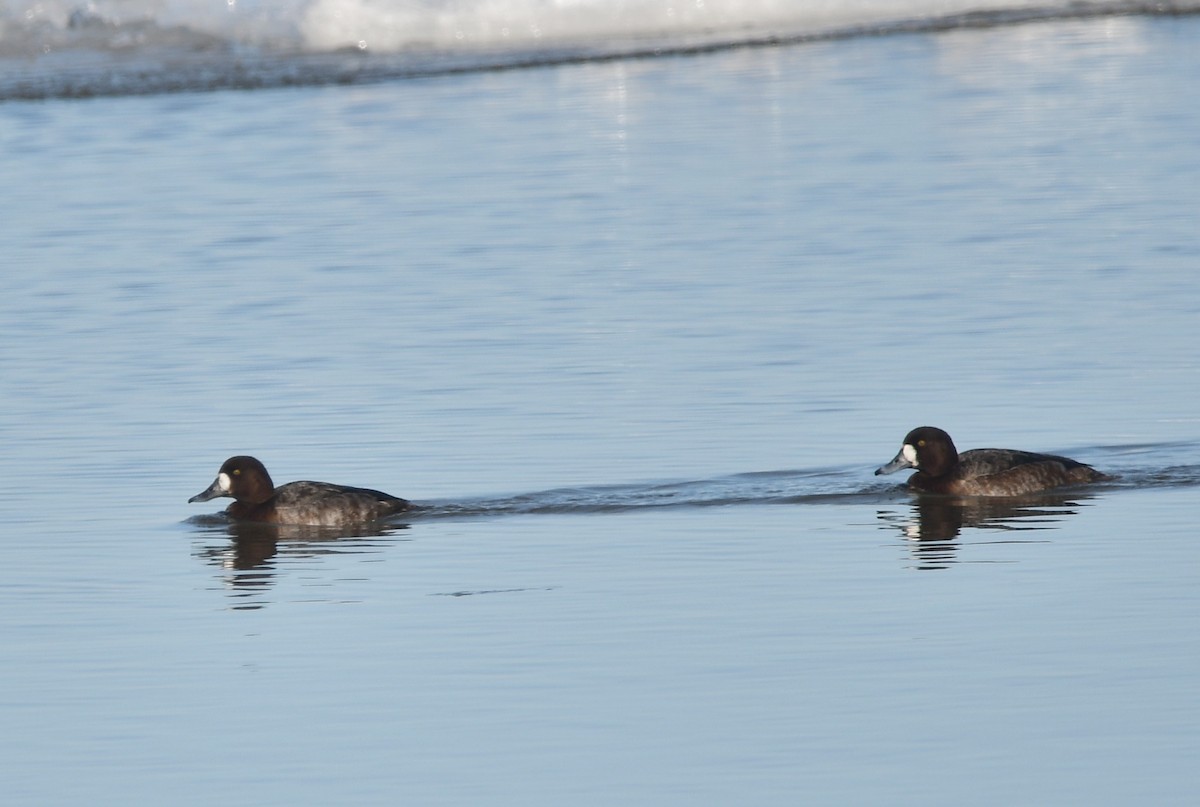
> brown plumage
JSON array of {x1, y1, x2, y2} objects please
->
[
  {"x1": 189, "y1": 455, "x2": 410, "y2": 527},
  {"x1": 876, "y1": 427, "x2": 1111, "y2": 496}
]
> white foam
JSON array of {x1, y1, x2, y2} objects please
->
[
  {"x1": 2, "y1": 0, "x2": 1190, "y2": 99},
  {"x1": 297, "y1": 0, "x2": 858, "y2": 51},
  {"x1": 2, "y1": 0, "x2": 1121, "y2": 53},
  {"x1": 293, "y1": 0, "x2": 1071, "y2": 52}
]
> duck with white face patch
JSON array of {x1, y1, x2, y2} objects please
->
[
  {"x1": 190, "y1": 456, "x2": 411, "y2": 527},
  {"x1": 876, "y1": 426, "x2": 1111, "y2": 497}
]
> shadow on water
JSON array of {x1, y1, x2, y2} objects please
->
[
  {"x1": 869, "y1": 442, "x2": 1200, "y2": 570},
  {"x1": 876, "y1": 492, "x2": 1099, "y2": 571},
  {"x1": 189, "y1": 517, "x2": 410, "y2": 611},
  {"x1": 187, "y1": 445, "x2": 1200, "y2": 605}
]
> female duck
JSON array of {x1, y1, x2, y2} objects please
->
[
  {"x1": 189, "y1": 456, "x2": 410, "y2": 527},
  {"x1": 875, "y1": 427, "x2": 1109, "y2": 496}
]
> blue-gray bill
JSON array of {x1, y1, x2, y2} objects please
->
[{"x1": 875, "y1": 450, "x2": 914, "y2": 476}]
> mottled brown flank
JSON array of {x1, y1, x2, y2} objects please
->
[
  {"x1": 226, "y1": 481, "x2": 411, "y2": 527},
  {"x1": 909, "y1": 449, "x2": 1110, "y2": 496}
]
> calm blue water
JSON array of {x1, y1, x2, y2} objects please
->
[{"x1": 2, "y1": 7, "x2": 1199, "y2": 805}]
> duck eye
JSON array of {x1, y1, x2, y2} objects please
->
[
  {"x1": 233, "y1": 469, "x2": 241, "y2": 476},
  {"x1": 917, "y1": 440, "x2": 925, "y2": 447}
]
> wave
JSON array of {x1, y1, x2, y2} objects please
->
[
  {"x1": 3, "y1": 0, "x2": 1198, "y2": 100},
  {"x1": 410, "y1": 450, "x2": 1200, "y2": 520},
  {"x1": 183, "y1": 440, "x2": 1200, "y2": 532},
  {"x1": 186, "y1": 442, "x2": 1198, "y2": 589}
]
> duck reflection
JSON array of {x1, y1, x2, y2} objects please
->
[
  {"x1": 190, "y1": 516, "x2": 410, "y2": 609},
  {"x1": 878, "y1": 491, "x2": 1098, "y2": 570}
]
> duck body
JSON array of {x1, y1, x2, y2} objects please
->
[
  {"x1": 875, "y1": 427, "x2": 1110, "y2": 496},
  {"x1": 190, "y1": 456, "x2": 410, "y2": 527}
]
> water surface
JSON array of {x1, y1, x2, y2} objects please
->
[{"x1": 1, "y1": 10, "x2": 1199, "y2": 805}]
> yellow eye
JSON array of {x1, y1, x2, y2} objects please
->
[
  {"x1": 918, "y1": 440, "x2": 925, "y2": 447},
  {"x1": 233, "y1": 469, "x2": 241, "y2": 476}
]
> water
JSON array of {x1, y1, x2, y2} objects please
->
[
  {"x1": 3, "y1": 0, "x2": 1199, "y2": 98},
  {"x1": 2, "y1": 3, "x2": 1200, "y2": 804}
]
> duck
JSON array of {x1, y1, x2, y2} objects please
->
[
  {"x1": 875, "y1": 426, "x2": 1110, "y2": 496},
  {"x1": 189, "y1": 455, "x2": 410, "y2": 527}
]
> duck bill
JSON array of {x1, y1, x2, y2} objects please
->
[
  {"x1": 875, "y1": 449, "x2": 915, "y2": 476},
  {"x1": 188, "y1": 476, "x2": 226, "y2": 503}
]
